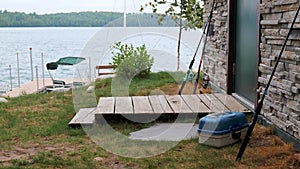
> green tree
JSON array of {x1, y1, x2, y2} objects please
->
[
  {"x1": 0, "y1": 11, "x2": 177, "y2": 27},
  {"x1": 140, "y1": 0, "x2": 203, "y2": 70}
]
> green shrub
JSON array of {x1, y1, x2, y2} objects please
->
[{"x1": 110, "y1": 42, "x2": 154, "y2": 78}]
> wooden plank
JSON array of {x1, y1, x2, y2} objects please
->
[
  {"x1": 148, "y1": 95, "x2": 173, "y2": 113},
  {"x1": 203, "y1": 94, "x2": 230, "y2": 112},
  {"x1": 132, "y1": 96, "x2": 153, "y2": 114},
  {"x1": 115, "y1": 97, "x2": 133, "y2": 114},
  {"x1": 96, "y1": 65, "x2": 115, "y2": 69},
  {"x1": 98, "y1": 72, "x2": 114, "y2": 76},
  {"x1": 97, "y1": 97, "x2": 115, "y2": 114},
  {"x1": 96, "y1": 65, "x2": 115, "y2": 78},
  {"x1": 166, "y1": 95, "x2": 193, "y2": 113},
  {"x1": 69, "y1": 108, "x2": 97, "y2": 126},
  {"x1": 197, "y1": 94, "x2": 219, "y2": 112},
  {"x1": 214, "y1": 93, "x2": 250, "y2": 112},
  {"x1": 181, "y1": 95, "x2": 212, "y2": 113}
]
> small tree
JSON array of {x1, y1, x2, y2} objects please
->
[
  {"x1": 140, "y1": 0, "x2": 203, "y2": 70},
  {"x1": 110, "y1": 42, "x2": 154, "y2": 79}
]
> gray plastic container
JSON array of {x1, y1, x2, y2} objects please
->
[{"x1": 198, "y1": 112, "x2": 249, "y2": 148}]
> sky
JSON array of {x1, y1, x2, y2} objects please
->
[{"x1": 0, "y1": 0, "x2": 163, "y2": 14}]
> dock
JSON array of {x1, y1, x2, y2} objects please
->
[
  {"x1": 3, "y1": 78, "x2": 81, "y2": 98},
  {"x1": 69, "y1": 93, "x2": 250, "y2": 126}
]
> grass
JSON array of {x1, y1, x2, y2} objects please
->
[
  {"x1": 94, "y1": 71, "x2": 185, "y2": 97},
  {"x1": 0, "y1": 71, "x2": 299, "y2": 168},
  {"x1": 0, "y1": 92, "x2": 80, "y2": 149},
  {"x1": 71, "y1": 71, "x2": 185, "y2": 110}
]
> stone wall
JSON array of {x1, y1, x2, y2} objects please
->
[
  {"x1": 259, "y1": 0, "x2": 300, "y2": 139},
  {"x1": 202, "y1": 0, "x2": 228, "y2": 90},
  {"x1": 202, "y1": 0, "x2": 300, "y2": 139}
]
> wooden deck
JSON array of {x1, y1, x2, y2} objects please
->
[{"x1": 69, "y1": 93, "x2": 250, "y2": 126}]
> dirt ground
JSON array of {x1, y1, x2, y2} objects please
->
[
  {"x1": 1, "y1": 125, "x2": 299, "y2": 168},
  {"x1": 0, "y1": 143, "x2": 77, "y2": 166},
  {"x1": 239, "y1": 125, "x2": 300, "y2": 169}
]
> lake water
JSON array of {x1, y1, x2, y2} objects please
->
[{"x1": 0, "y1": 27, "x2": 202, "y2": 90}]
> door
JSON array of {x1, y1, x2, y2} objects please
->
[{"x1": 234, "y1": 0, "x2": 259, "y2": 103}]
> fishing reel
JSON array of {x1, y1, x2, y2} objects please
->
[
  {"x1": 183, "y1": 70, "x2": 195, "y2": 83},
  {"x1": 202, "y1": 75, "x2": 210, "y2": 89},
  {"x1": 200, "y1": 74, "x2": 211, "y2": 94},
  {"x1": 188, "y1": 72, "x2": 195, "y2": 82}
]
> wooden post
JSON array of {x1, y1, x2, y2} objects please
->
[
  {"x1": 41, "y1": 52, "x2": 45, "y2": 87},
  {"x1": 9, "y1": 65, "x2": 12, "y2": 91},
  {"x1": 30, "y1": 48, "x2": 33, "y2": 81},
  {"x1": 89, "y1": 57, "x2": 92, "y2": 82},
  {"x1": 36, "y1": 66, "x2": 39, "y2": 92},
  {"x1": 16, "y1": 52, "x2": 20, "y2": 87}
]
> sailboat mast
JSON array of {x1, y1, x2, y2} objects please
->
[{"x1": 123, "y1": 0, "x2": 126, "y2": 28}]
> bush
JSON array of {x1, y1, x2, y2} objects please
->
[{"x1": 110, "y1": 42, "x2": 154, "y2": 78}]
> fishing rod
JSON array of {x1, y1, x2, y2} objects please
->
[
  {"x1": 236, "y1": 4, "x2": 300, "y2": 162},
  {"x1": 178, "y1": 0, "x2": 215, "y2": 95},
  {"x1": 178, "y1": 23, "x2": 208, "y2": 95},
  {"x1": 193, "y1": 0, "x2": 215, "y2": 94}
]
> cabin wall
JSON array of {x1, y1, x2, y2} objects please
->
[
  {"x1": 202, "y1": 0, "x2": 228, "y2": 91},
  {"x1": 259, "y1": 0, "x2": 300, "y2": 139},
  {"x1": 202, "y1": 0, "x2": 300, "y2": 139}
]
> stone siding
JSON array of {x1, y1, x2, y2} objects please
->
[
  {"x1": 202, "y1": 0, "x2": 228, "y2": 90},
  {"x1": 260, "y1": 0, "x2": 300, "y2": 139}
]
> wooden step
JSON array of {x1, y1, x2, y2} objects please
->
[{"x1": 68, "y1": 108, "x2": 97, "y2": 127}]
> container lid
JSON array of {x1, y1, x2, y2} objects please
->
[{"x1": 198, "y1": 112, "x2": 249, "y2": 135}]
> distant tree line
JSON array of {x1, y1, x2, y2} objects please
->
[{"x1": 0, "y1": 10, "x2": 177, "y2": 27}]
